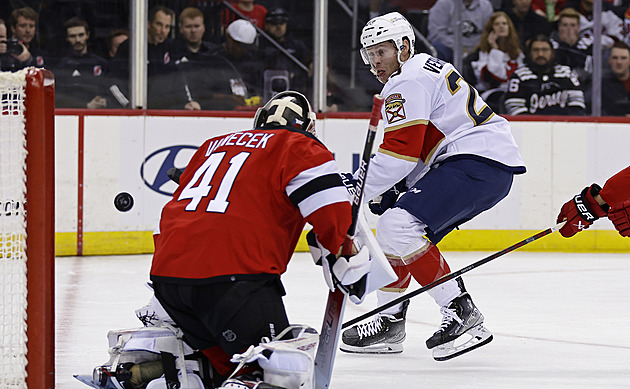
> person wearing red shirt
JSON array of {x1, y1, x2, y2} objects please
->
[
  {"x1": 221, "y1": 0, "x2": 267, "y2": 31},
  {"x1": 557, "y1": 166, "x2": 630, "y2": 237}
]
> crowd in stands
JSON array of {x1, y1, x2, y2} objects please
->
[
  {"x1": 416, "y1": 0, "x2": 630, "y2": 115},
  {"x1": 1, "y1": 0, "x2": 629, "y2": 115},
  {"x1": 0, "y1": 0, "x2": 313, "y2": 111}
]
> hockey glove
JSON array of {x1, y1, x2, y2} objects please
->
[
  {"x1": 323, "y1": 246, "x2": 371, "y2": 304},
  {"x1": 368, "y1": 179, "x2": 407, "y2": 216},
  {"x1": 557, "y1": 184, "x2": 609, "y2": 238},
  {"x1": 306, "y1": 230, "x2": 370, "y2": 303},
  {"x1": 306, "y1": 229, "x2": 327, "y2": 266},
  {"x1": 608, "y1": 199, "x2": 630, "y2": 237}
]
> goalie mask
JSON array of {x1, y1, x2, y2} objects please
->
[
  {"x1": 360, "y1": 12, "x2": 415, "y2": 80},
  {"x1": 254, "y1": 91, "x2": 317, "y2": 136}
]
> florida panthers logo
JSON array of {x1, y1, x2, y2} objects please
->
[{"x1": 385, "y1": 93, "x2": 406, "y2": 124}]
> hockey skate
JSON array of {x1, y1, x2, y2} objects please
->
[
  {"x1": 425, "y1": 292, "x2": 493, "y2": 361},
  {"x1": 340, "y1": 300, "x2": 409, "y2": 354}
]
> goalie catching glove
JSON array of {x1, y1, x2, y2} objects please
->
[{"x1": 306, "y1": 230, "x2": 370, "y2": 304}]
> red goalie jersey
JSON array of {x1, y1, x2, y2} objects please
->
[{"x1": 151, "y1": 126, "x2": 352, "y2": 283}]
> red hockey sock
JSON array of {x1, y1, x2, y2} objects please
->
[
  {"x1": 381, "y1": 257, "x2": 412, "y2": 292},
  {"x1": 201, "y1": 346, "x2": 234, "y2": 377},
  {"x1": 404, "y1": 242, "x2": 451, "y2": 286},
  {"x1": 201, "y1": 346, "x2": 260, "y2": 381}
]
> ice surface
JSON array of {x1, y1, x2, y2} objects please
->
[{"x1": 56, "y1": 251, "x2": 630, "y2": 388}]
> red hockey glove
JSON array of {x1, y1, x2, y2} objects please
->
[
  {"x1": 608, "y1": 199, "x2": 630, "y2": 237},
  {"x1": 557, "y1": 184, "x2": 609, "y2": 238}
]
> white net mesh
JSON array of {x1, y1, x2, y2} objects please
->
[{"x1": 0, "y1": 69, "x2": 29, "y2": 389}]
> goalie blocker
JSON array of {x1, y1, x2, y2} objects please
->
[{"x1": 306, "y1": 208, "x2": 397, "y2": 305}]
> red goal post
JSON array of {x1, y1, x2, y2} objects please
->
[{"x1": 0, "y1": 68, "x2": 55, "y2": 388}]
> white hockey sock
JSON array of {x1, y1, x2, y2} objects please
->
[
  {"x1": 376, "y1": 290, "x2": 406, "y2": 316},
  {"x1": 427, "y1": 278, "x2": 461, "y2": 307}
]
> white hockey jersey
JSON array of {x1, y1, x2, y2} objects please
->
[{"x1": 363, "y1": 53, "x2": 526, "y2": 201}]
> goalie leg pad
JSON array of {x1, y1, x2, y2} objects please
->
[
  {"x1": 78, "y1": 325, "x2": 204, "y2": 389},
  {"x1": 230, "y1": 325, "x2": 318, "y2": 389}
]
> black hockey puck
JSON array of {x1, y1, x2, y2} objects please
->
[{"x1": 114, "y1": 192, "x2": 134, "y2": 212}]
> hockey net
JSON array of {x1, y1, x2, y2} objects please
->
[{"x1": 0, "y1": 68, "x2": 55, "y2": 389}]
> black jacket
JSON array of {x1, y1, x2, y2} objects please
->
[{"x1": 504, "y1": 63, "x2": 586, "y2": 115}]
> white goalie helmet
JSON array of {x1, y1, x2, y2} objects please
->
[
  {"x1": 360, "y1": 12, "x2": 415, "y2": 67},
  {"x1": 254, "y1": 91, "x2": 317, "y2": 136}
]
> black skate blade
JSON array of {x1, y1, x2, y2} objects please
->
[{"x1": 433, "y1": 334, "x2": 493, "y2": 361}]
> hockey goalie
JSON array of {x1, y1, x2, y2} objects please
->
[{"x1": 75, "y1": 91, "x2": 396, "y2": 389}]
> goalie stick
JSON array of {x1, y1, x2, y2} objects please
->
[
  {"x1": 314, "y1": 94, "x2": 384, "y2": 389},
  {"x1": 342, "y1": 222, "x2": 566, "y2": 329}
]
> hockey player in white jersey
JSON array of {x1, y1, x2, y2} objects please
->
[{"x1": 340, "y1": 12, "x2": 526, "y2": 361}]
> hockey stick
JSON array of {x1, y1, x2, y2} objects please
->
[
  {"x1": 341, "y1": 222, "x2": 566, "y2": 329},
  {"x1": 314, "y1": 94, "x2": 384, "y2": 389}
]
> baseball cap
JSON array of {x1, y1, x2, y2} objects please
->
[
  {"x1": 266, "y1": 7, "x2": 290, "y2": 24},
  {"x1": 227, "y1": 19, "x2": 257, "y2": 45}
]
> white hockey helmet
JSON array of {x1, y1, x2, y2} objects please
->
[
  {"x1": 254, "y1": 91, "x2": 317, "y2": 135},
  {"x1": 360, "y1": 12, "x2": 415, "y2": 66}
]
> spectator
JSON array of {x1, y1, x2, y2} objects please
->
[
  {"x1": 504, "y1": 34, "x2": 586, "y2": 115},
  {"x1": 115, "y1": 5, "x2": 199, "y2": 110},
  {"x1": 565, "y1": 0, "x2": 624, "y2": 48},
  {"x1": 428, "y1": 0, "x2": 494, "y2": 62},
  {"x1": 9, "y1": 7, "x2": 46, "y2": 67},
  {"x1": 0, "y1": 18, "x2": 33, "y2": 71},
  {"x1": 104, "y1": 28, "x2": 129, "y2": 108},
  {"x1": 551, "y1": 8, "x2": 593, "y2": 79},
  {"x1": 505, "y1": 0, "x2": 552, "y2": 47},
  {"x1": 463, "y1": 11, "x2": 524, "y2": 112},
  {"x1": 107, "y1": 28, "x2": 128, "y2": 60},
  {"x1": 601, "y1": 41, "x2": 630, "y2": 116},
  {"x1": 53, "y1": 17, "x2": 111, "y2": 109},
  {"x1": 531, "y1": 0, "x2": 566, "y2": 21},
  {"x1": 176, "y1": 7, "x2": 220, "y2": 56},
  {"x1": 173, "y1": 6, "x2": 247, "y2": 110},
  {"x1": 218, "y1": 19, "x2": 264, "y2": 101},
  {"x1": 260, "y1": 7, "x2": 309, "y2": 95},
  {"x1": 550, "y1": 7, "x2": 593, "y2": 107},
  {"x1": 221, "y1": 0, "x2": 267, "y2": 31}
]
